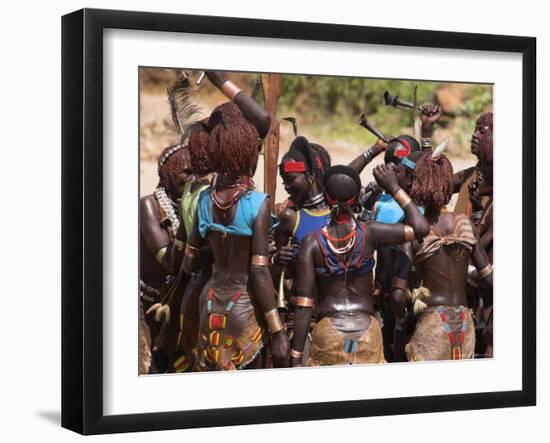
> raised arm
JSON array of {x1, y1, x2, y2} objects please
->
[
  {"x1": 420, "y1": 103, "x2": 442, "y2": 145},
  {"x1": 290, "y1": 233, "x2": 317, "y2": 367},
  {"x1": 367, "y1": 164, "x2": 430, "y2": 246},
  {"x1": 205, "y1": 71, "x2": 271, "y2": 138},
  {"x1": 250, "y1": 197, "x2": 289, "y2": 367},
  {"x1": 348, "y1": 137, "x2": 389, "y2": 175}
]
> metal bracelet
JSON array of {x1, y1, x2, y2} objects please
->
[
  {"x1": 289, "y1": 348, "x2": 304, "y2": 359},
  {"x1": 294, "y1": 296, "x2": 315, "y2": 308},
  {"x1": 403, "y1": 225, "x2": 416, "y2": 242},
  {"x1": 265, "y1": 308, "x2": 284, "y2": 334},
  {"x1": 251, "y1": 254, "x2": 269, "y2": 267},
  {"x1": 221, "y1": 80, "x2": 242, "y2": 101},
  {"x1": 362, "y1": 148, "x2": 374, "y2": 163},
  {"x1": 393, "y1": 188, "x2": 412, "y2": 209},
  {"x1": 478, "y1": 263, "x2": 493, "y2": 280}
]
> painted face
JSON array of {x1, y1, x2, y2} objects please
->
[
  {"x1": 282, "y1": 170, "x2": 309, "y2": 206},
  {"x1": 471, "y1": 122, "x2": 492, "y2": 157}
]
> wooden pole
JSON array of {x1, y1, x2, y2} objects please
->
[{"x1": 261, "y1": 74, "x2": 282, "y2": 208}]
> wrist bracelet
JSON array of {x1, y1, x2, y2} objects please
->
[
  {"x1": 393, "y1": 188, "x2": 412, "y2": 209},
  {"x1": 265, "y1": 308, "x2": 284, "y2": 334},
  {"x1": 290, "y1": 348, "x2": 303, "y2": 359},
  {"x1": 478, "y1": 263, "x2": 493, "y2": 280},
  {"x1": 221, "y1": 80, "x2": 242, "y2": 101}
]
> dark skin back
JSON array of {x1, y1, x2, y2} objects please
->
[
  {"x1": 291, "y1": 165, "x2": 430, "y2": 366},
  {"x1": 415, "y1": 211, "x2": 491, "y2": 308},
  {"x1": 183, "y1": 179, "x2": 289, "y2": 367}
]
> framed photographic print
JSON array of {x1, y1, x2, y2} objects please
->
[{"x1": 62, "y1": 8, "x2": 536, "y2": 435}]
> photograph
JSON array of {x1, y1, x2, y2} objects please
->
[{"x1": 138, "y1": 68, "x2": 494, "y2": 374}]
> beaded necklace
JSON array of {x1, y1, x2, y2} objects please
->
[{"x1": 154, "y1": 187, "x2": 180, "y2": 238}]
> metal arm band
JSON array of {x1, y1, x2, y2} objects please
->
[
  {"x1": 251, "y1": 254, "x2": 269, "y2": 266},
  {"x1": 155, "y1": 247, "x2": 168, "y2": 264},
  {"x1": 265, "y1": 308, "x2": 284, "y2": 334},
  {"x1": 393, "y1": 188, "x2": 412, "y2": 209},
  {"x1": 363, "y1": 148, "x2": 375, "y2": 163},
  {"x1": 294, "y1": 296, "x2": 315, "y2": 308},
  {"x1": 403, "y1": 225, "x2": 416, "y2": 242},
  {"x1": 478, "y1": 263, "x2": 494, "y2": 280},
  {"x1": 289, "y1": 348, "x2": 304, "y2": 359},
  {"x1": 391, "y1": 276, "x2": 408, "y2": 291},
  {"x1": 221, "y1": 80, "x2": 242, "y2": 101},
  {"x1": 421, "y1": 137, "x2": 432, "y2": 148}
]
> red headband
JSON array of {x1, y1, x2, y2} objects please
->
[
  {"x1": 325, "y1": 193, "x2": 357, "y2": 207},
  {"x1": 394, "y1": 138, "x2": 412, "y2": 158},
  {"x1": 283, "y1": 161, "x2": 306, "y2": 173}
]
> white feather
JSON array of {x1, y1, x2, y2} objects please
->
[{"x1": 431, "y1": 138, "x2": 449, "y2": 160}]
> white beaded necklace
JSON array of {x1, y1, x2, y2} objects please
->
[
  {"x1": 154, "y1": 187, "x2": 180, "y2": 238},
  {"x1": 322, "y1": 219, "x2": 358, "y2": 255}
]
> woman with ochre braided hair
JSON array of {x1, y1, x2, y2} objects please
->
[
  {"x1": 401, "y1": 150, "x2": 493, "y2": 361},
  {"x1": 290, "y1": 164, "x2": 429, "y2": 367},
  {"x1": 182, "y1": 72, "x2": 289, "y2": 370},
  {"x1": 140, "y1": 143, "x2": 194, "y2": 373}
]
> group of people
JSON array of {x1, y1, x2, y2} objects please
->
[{"x1": 139, "y1": 71, "x2": 494, "y2": 374}]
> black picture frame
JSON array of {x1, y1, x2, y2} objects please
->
[{"x1": 62, "y1": 8, "x2": 536, "y2": 435}]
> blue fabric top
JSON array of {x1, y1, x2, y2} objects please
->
[
  {"x1": 313, "y1": 223, "x2": 375, "y2": 276},
  {"x1": 292, "y1": 207, "x2": 332, "y2": 255},
  {"x1": 197, "y1": 189, "x2": 269, "y2": 238},
  {"x1": 374, "y1": 194, "x2": 424, "y2": 224}
]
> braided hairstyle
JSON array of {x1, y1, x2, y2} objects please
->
[
  {"x1": 323, "y1": 165, "x2": 362, "y2": 224},
  {"x1": 279, "y1": 136, "x2": 331, "y2": 194},
  {"x1": 158, "y1": 144, "x2": 191, "y2": 189},
  {"x1": 409, "y1": 152, "x2": 454, "y2": 216},
  {"x1": 187, "y1": 101, "x2": 260, "y2": 176}
]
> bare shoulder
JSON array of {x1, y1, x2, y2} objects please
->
[
  {"x1": 277, "y1": 207, "x2": 298, "y2": 233},
  {"x1": 140, "y1": 194, "x2": 160, "y2": 220}
]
